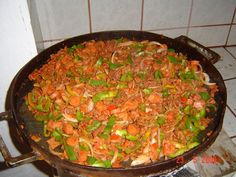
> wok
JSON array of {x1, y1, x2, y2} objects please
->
[{"x1": 0, "y1": 31, "x2": 226, "y2": 177}]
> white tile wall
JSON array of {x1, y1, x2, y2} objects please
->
[
  {"x1": 188, "y1": 26, "x2": 230, "y2": 46},
  {"x1": 35, "y1": 0, "x2": 89, "y2": 40},
  {"x1": 43, "y1": 40, "x2": 64, "y2": 49},
  {"x1": 90, "y1": 0, "x2": 142, "y2": 32},
  {"x1": 190, "y1": 0, "x2": 236, "y2": 26},
  {"x1": 150, "y1": 28, "x2": 187, "y2": 38},
  {"x1": 143, "y1": 0, "x2": 191, "y2": 30},
  {"x1": 227, "y1": 25, "x2": 236, "y2": 45},
  {"x1": 29, "y1": 0, "x2": 236, "y2": 48},
  {"x1": 213, "y1": 48, "x2": 236, "y2": 79}
]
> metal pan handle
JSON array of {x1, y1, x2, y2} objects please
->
[
  {"x1": 0, "y1": 111, "x2": 38, "y2": 167},
  {"x1": 175, "y1": 35, "x2": 221, "y2": 64}
]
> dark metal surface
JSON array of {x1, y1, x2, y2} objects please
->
[
  {"x1": 0, "y1": 30, "x2": 227, "y2": 177},
  {"x1": 0, "y1": 111, "x2": 38, "y2": 167},
  {"x1": 174, "y1": 35, "x2": 221, "y2": 64}
]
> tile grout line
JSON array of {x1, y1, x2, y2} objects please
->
[
  {"x1": 224, "y1": 47, "x2": 236, "y2": 60},
  {"x1": 140, "y1": 0, "x2": 144, "y2": 31},
  {"x1": 37, "y1": 38, "x2": 66, "y2": 43},
  {"x1": 230, "y1": 135, "x2": 236, "y2": 139},
  {"x1": 88, "y1": 0, "x2": 92, "y2": 33},
  {"x1": 147, "y1": 23, "x2": 235, "y2": 32},
  {"x1": 186, "y1": 0, "x2": 194, "y2": 36},
  {"x1": 223, "y1": 77, "x2": 236, "y2": 82},
  {"x1": 226, "y1": 105, "x2": 236, "y2": 118},
  {"x1": 225, "y1": 7, "x2": 236, "y2": 46}
]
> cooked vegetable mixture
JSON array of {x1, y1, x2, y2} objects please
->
[{"x1": 26, "y1": 39, "x2": 218, "y2": 168}]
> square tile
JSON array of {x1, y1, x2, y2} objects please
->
[
  {"x1": 43, "y1": 40, "x2": 64, "y2": 49},
  {"x1": 212, "y1": 48, "x2": 236, "y2": 80},
  {"x1": 35, "y1": 0, "x2": 90, "y2": 40},
  {"x1": 143, "y1": 0, "x2": 191, "y2": 30},
  {"x1": 223, "y1": 108, "x2": 236, "y2": 137},
  {"x1": 225, "y1": 79, "x2": 236, "y2": 115},
  {"x1": 234, "y1": 11, "x2": 236, "y2": 23},
  {"x1": 90, "y1": 0, "x2": 142, "y2": 32},
  {"x1": 227, "y1": 25, "x2": 236, "y2": 45},
  {"x1": 190, "y1": 0, "x2": 236, "y2": 26},
  {"x1": 150, "y1": 28, "x2": 187, "y2": 38},
  {"x1": 232, "y1": 137, "x2": 236, "y2": 145},
  {"x1": 226, "y1": 46, "x2": 236, "y2": 58},
  {"x1": 188, "y1": 26, "x2": 229, "y2": 47}
]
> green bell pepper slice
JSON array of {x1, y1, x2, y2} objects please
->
[
  {"x1": 87, "y1": 120, "x2": 101, "y2": 132},
  {"x1": 100, "y1": 115, "x2": 116, "y2": 139},
  {"x1": 92, "y1": 90, "x2": 118, "y2": 103}
]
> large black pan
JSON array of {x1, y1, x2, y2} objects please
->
[{"x1": 0, "y1": 31, "x2": 226, "y2": 177}]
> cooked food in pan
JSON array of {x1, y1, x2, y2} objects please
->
[{"x1": 26, "y1": 39, "x2": 218, "y2": 168}]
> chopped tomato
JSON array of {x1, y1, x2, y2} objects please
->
[
  {"x1": 95, "y1": 101, "x2": 106, "y2": 113},
  {"x1": 127, "y1": 124, "x2": 140, "y2": 136},
  {"x1": 47, "y1": 120, "x2": 63, "y2": 131},
  {"x1": 107, "y1": 104, "x2": 116, "y2": 111},
  {"x1": 150, "y1": 143, "x2": 158, "y2": 161},
  {"x1": 190, "y1": 60, "x2": 199, "y2": 71},
  {"x1": 69, "y1": 96, "x2": 81, "y2": 107},
  {"x1": 66, "y1": 136, "x2": 77, "y2": 146},
  {"x1": 162, "y1": 140, "x2": 175, "y2": 155},
  {"x1": 166, "y1": 111, "x2": 175, "y2": 121},
  {"x1": 193, "y1": 100, "x2": 205, "y2": 110},
  {"x1": 110, "y1": 134, "x2": 122, "y2": 142},
  {"x1": 148, "y1": 93, "x2": 162, "y2": 104},
  {"x1": 78, "y1": 150, "x2": 88, "y2": 162},
  {"x1": 63, "y1": 123, "x2": 74, "y2": 135},
  {"x1": 112, "y1": 161, "x2": 122, "y2": 168},
  {"x1": 47, "y1": 137, "x2": 60, "y2": 149},
  {"x1": 180, "y1": 97, "x2": 188, "y2": 103},
  {"x1": 122, "y1": 99, "x2": 139, "y2": 111}
]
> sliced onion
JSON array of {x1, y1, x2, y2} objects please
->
[
  {"x1": 135, "y1": 51, "x2": 144, "y2": 57},
  {"x1": 62, "y1": 133, "x2": 70, "y2": 137},
  {"x1": 151, "y1": 132, "x2": 157, "y2": 144},
  {"x1": 111, "y1": 150, "x2": 118, "y2": 164},
  {"x1": 118, "y1": 41, "x2": 134, "y2": 47},
  {"x1": 139, "y1": 90, "x2": 144, "y2": 103},
  {"x1": 83, "y1": 90, "x2": 92, "y2": 98},
  {"x1": 157, "y1": 128, "x2": 161, "y2": 148},
  {"x1": 111, "y1": 51, "x2": 117, "y2": 63},
  {"x1": 79, "y1": 138, "x2": 94, "y2": 156},
  {"x1": 49, "y1": 147, "x2": 63, "y2": 156},
  {"x1": 62, "y1": 114, "x2": 78, "y2": 123},
  {"x1": 145, "y1": 107, "x2": 152, "y2": 113},
  {"x1": 115, "y1": 120, "x2": 129, "y2": 125},
  {"x1": 202, "y1": 72, "x2": 216, "y2": 86},
  {"x1": 143, "y1": 144, "x2": 150, "y2": 154},
  {"x1": 131, "y1": 155, "x2": 151, "y2": 166},
  {"x1": 149, "y1": 41, "x2": 162, "y2": 46},
  {"x1": 194, "y1": 63, "x2": 203, "y2": 73},
  {"x1": 156, "y1": 48, "x2": 166, "y2": 53},
  {"x1": 140, "y1": 58, "x2": 155, "y2": 70},
  {"x1": 104, "y1": 68, "x2": 109, "y2": 75},
  {"x1": 87, "y1": 100, "x2": 94, "y2": 112}
]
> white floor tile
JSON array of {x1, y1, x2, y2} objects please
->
[
  {"x1": 226, "y1": 47, "x2": 236, "y2": 58},
  {"x1": 212, "y1": 48, "x2": 236, "y2": 80},
  {"x1": 225, "y1": 79, "x2": 236, "y2": 115},
  {"x1": 223, "y1": 108, "x2": 236, "y2": 137}
]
